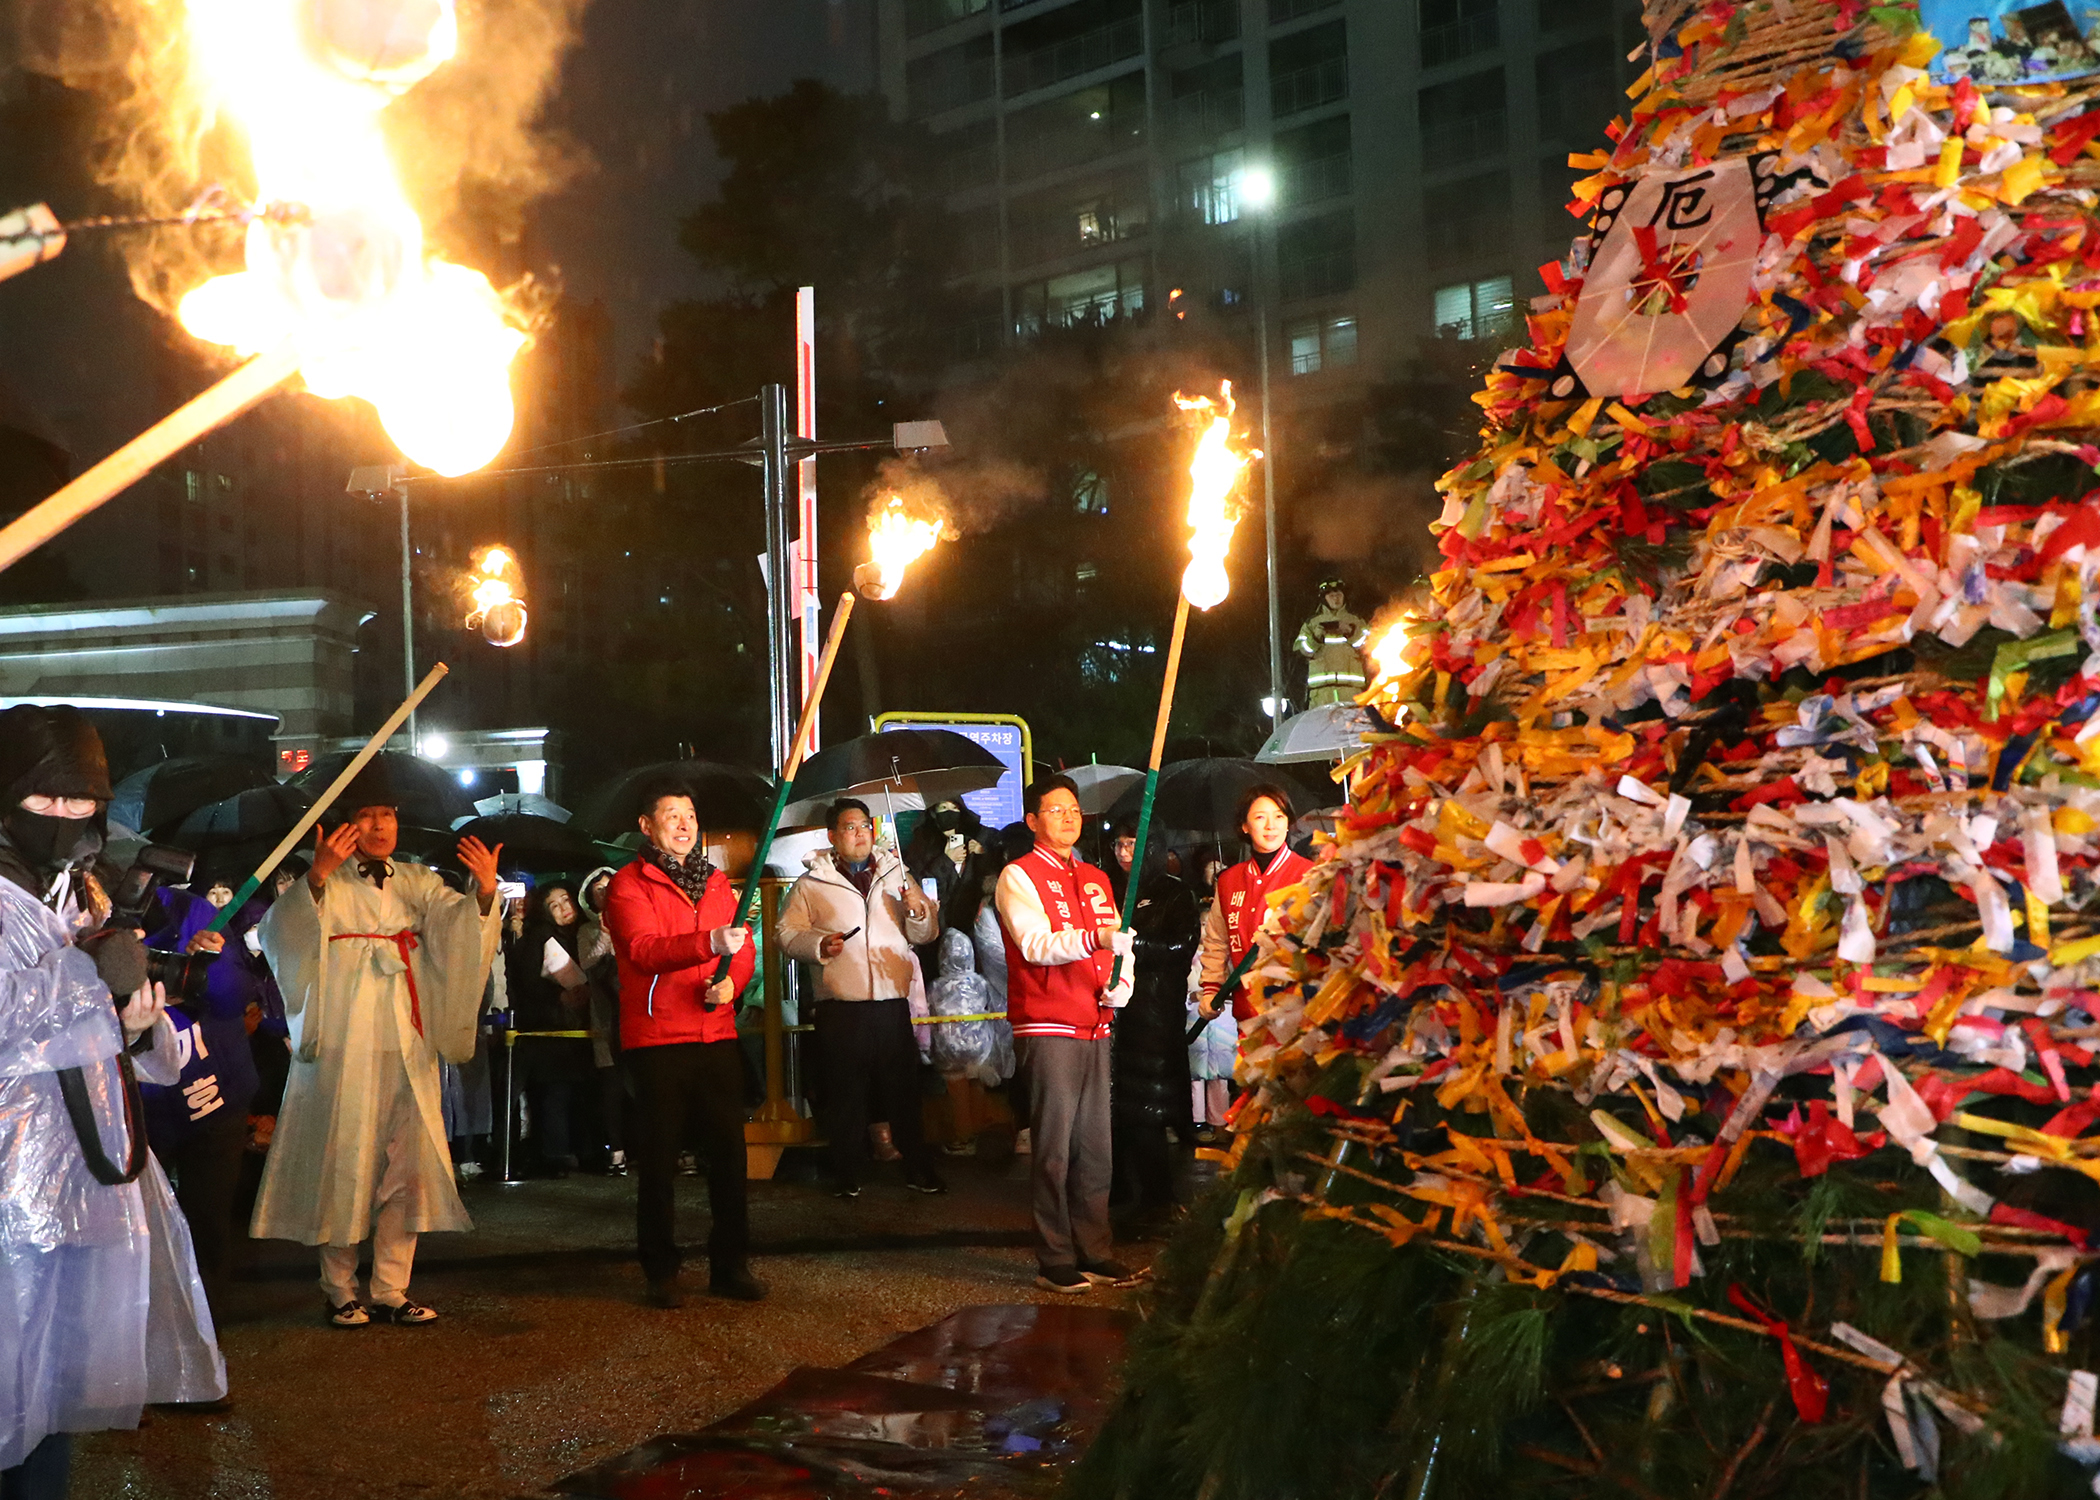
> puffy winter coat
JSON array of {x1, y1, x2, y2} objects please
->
[
  {"x1": 603, "y1": 855, "x2": 756, "y2": 1049},
  {"x1": 776, "y1": 847, "x2": 938, "y2": 1002}
]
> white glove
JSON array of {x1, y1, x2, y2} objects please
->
[
  {"x1": 706, "y1": 976, "x2": 737, "y2": 1008},
  {"x1": 708, "y1": 925, "x2": 747, "y2": 956},
  {"x1": 1105, "y1": 929, "x2": 1134, "y2": 958},
  {"x1": 1102, "y1": 973, "x2": 1134, "y2": 1009}
]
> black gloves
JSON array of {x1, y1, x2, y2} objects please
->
[{"x1": 79, "y1": 927, "x2": 148, "y2": 1000}]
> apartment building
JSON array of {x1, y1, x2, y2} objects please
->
[{"x1": 876, "y1": 0, "x2": 1645, "y2": 384}]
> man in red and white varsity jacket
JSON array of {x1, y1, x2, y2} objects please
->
[
  {"x1": 994, "y1": 774, "x2": 1133, "y2": 1293},
  {"x1": 1197, "y1": 782, "x2": 1313, "y2": 1023}
]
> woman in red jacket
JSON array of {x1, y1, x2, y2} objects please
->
[
  {"x1": 1195, "y1": 783, "x2": 1312, "y2": 1025},
  {"x1": 602, "y1": 779, "x2": 760, "y2": 1308}
]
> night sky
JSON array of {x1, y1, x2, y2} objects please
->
[{"x1": 531, "y1": 0, "x2": 875, "y2": 378}]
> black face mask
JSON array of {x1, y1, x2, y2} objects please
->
[
  {"x1": 4, "y1": 808, "x2": 101, "y2": 873},
  {"x1": 930, "y1": 806, "x2": 962, "y2": 832}
]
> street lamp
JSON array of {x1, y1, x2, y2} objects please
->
[
  {"x1": 1236, "y1": 163, "x2": 1285, "y2": 728},
  {"x1": 346, "y1": 463, "x2": 419, "y2": 746}
]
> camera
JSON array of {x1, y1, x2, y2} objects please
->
[{"x1": 106, "y1": 843, "x2": 214, "y2": 1010}]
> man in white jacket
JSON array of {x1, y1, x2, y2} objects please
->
[{"x1": 778, "y1": 798, "x2": 944, "y2": 1196}]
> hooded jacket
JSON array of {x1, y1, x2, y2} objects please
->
[
  {"x1": 777, "y1": 846, "x2": 938, "y2": 1003},
  {"x1": 603, "y1": 852, "x2": 756, "y2": 1049}
]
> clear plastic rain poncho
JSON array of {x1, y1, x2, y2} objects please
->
[
  {"x1": 0, "y1": 871, "x2": 225, "y2": 1466},
  {"x1": 926, "y1": 926, "x2": 1012, "y2": 1084}
]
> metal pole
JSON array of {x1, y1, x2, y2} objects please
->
[
  {"x1": 761, "y1": 383, "x2": 794, "y2": 770},
  {"x1": 795, "y1": 288, "x2": 822, "y2": 748},
  {"x1": 1258, "y1": 225, "x2": 1282, "y2": 727},
  {"x1": 399, "y1": 482, "x2": 418, "y2": 748}
]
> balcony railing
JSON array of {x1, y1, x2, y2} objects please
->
[
  {"x1": 1002, "y1": 17, "x2": 1144, "y2": 96},
  {"x1": 1420, "y1": 111, "x2": 1507, "y2": 166},
  {"x1": 1283, "y1": 151, "x2": 1352, "y2": 204},
  {"x1": 1271, "y1": 56, "x2": 1347, "y2": 118},
  {"x1": 1420, "y1": 11, "x2": 1498, "y2": 68},
  {"x1": 1279, "y1": 244, "x2": 1355, "y2": 300},
  {"x1": 1171, "y1": 90, "x2": 1246, "y2": 139}
]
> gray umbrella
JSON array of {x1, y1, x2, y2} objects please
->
[
  {"x1": 1256, "y1": 703, "x2": 1386, "y2": 765},
  {"x1": 1065, "y1": 763, "x2": 1143, "y2": 815}
]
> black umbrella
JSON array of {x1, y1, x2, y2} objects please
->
[
  {"x1": 1104, "y1": 758, "x2": 1327, "y2": 836},
  {"x1": 782, "y1": 729, "x2": 1006, "y2": 826},
  {"x1": 161, "y1": 780, "x2": 315, "y2": 849},
  {"x1": 576, "y1": 760, "x2": 774, "y2": 841},
  {"x1": 292, "y1": 750, "x2": 476, "y2": 832},
  {"x1": 109, "y1": 756, "x2": 275, "y2": 838},
  {"x1": 447, "y1": 813, "x2": 604, "y2": 875}
]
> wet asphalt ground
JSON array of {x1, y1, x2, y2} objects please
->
[{"x1": 75, "y1": 1149, "x2": 1171, "y2": 1500}]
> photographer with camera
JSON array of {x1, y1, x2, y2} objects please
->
[
  {"x1": 249, "y1": 763, "x2": 502, "y2": 1328},
  {"x1": 0, "y1": 706, "x2": 225, "y2": 1499}
]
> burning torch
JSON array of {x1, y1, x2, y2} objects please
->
[
  {"x1": 0, "y1": 0, "x2": 524, "y2": 578},
  {"x1": 1113, "y1": 385, "x2": 1258, "y2": 988},
  {"x1": 708, "y1": 498, "x2": 949, "y2": 999},
  {"x1": 465, "y1": 546, "x2": 528, "y2": 647}
]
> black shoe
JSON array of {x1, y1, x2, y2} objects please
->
[
  {"x1": 835, "y1": 1182, "x2": 862, "y2": 1199},
  {"x1": 905, "y1": 1168, "x2": 948, "y2": 1194},
  {"x1": 327, "y1": 1299, "x2": 370, "y2": 1328},
  {"x1": 646, "y1": 1275, "x2": 685, "y2": 1310},
  {"x1": 1079, "y1": 1258, "x2": 1136, "y2": 1285},
  {"x1": 368, "y1": 1299, "x2": 439, "y2": 1325},
  {"x1": 1035, "y1": 1264, "x2": 1090, "y2": 1294},
  {"x1": 709, "y1": 1267, "x2": 768, "y2": 1302}
]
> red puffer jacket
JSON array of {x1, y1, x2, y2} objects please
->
[{"x1": 604, "y1": 855, "x2": 756, "y2": 1048}]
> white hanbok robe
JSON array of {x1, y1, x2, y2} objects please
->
[{"x1": 251, "y1": 860, "x2": 498, "y2": 1246}]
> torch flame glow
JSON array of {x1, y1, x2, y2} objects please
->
[
  {"x1": 465, "y1": 545, "x2": 527, "y2": 647},
  {"x1": 1172, "y1": 382, "x2": 1258, "y2": 610},
  {"x1": 858, "y1": 495, "x2": 945, "y2": 601},
  {"x1": 175, "y1": 0, "x2": 524, "y2": 477},
  {"x1": 1369, "y1": 619, "x2": 1412, "y2": 684}
]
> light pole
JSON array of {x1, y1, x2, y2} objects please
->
[
  {"x1": 346, "y1": 464, "x2": 419, "y2": 747},
  {"x1": 1239, "y1": 164, "x2": 1284, "y2": 727}
]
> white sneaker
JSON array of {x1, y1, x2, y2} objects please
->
[
  {"x1": 456, "y1": 1160, "x2": 484, "y2": 1180},
  {"x1": 1014, "y1": 1128, "x2": 1032, "y2": 1156}
]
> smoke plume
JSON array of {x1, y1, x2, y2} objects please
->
[
  {"x1": 8, "y1": 0, "x2": 587, "y2": 320},
  {"x1": 1295, "y1": 470, "x2": 1444, "y2": 590}
]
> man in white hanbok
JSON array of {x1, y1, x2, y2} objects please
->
[{"x1": 252, "y1": 769, "x2": 502, "y2": 1327}]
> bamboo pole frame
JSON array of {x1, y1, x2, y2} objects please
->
[
  {"x1": 0, "y1": 342, "x2": 302, "y2": 574},
  {"x1": 1111, "y1": 592, "x2": 1193, "y2": 987},
  {"x1": 709, "y1": 590, "x2": 856, "y2": 996},
  {"x1": 201, "y1": 662, "x2": 450, "y2": 933}
]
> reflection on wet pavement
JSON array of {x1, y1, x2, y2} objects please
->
[{"x1": 546, "y1": 1303, "x2": 1129, "y2": 1499}]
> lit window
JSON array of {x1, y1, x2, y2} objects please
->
[
  {"x1": 1286, "y1": 314, "x2": 1361, "y2": 376},
  {"x1": 1432, "y1": 275, "x2": 1514, "y2": 340}
]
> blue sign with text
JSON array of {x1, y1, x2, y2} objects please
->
[{"x1": 877, "y1": 715, "x2": 1030, "y2": 833}]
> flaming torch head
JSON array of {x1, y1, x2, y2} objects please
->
[
  {"x1": 465, "y1": 545, "x2": 527, "y2": 647},
  {"x1": 175, "y1": 0, "x2": 525, "y2": 478},
  {"x1": 856, "y1": 495, "x2": 947, "y2": 601},
  {"x1": 1173, "y1": 383, "x2": 1258, "y2": 611}
]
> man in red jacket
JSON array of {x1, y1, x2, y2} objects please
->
[
  {"x1": 995, "y1": 774, "x2": 1133, "y2": 1293},
  {"x1": 602, "y1": 779, "x2": 762, "y2": 1306}
]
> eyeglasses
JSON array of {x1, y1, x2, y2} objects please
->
[{"x1": 836, "y1": 821, "x2": 875, "y2": 834}]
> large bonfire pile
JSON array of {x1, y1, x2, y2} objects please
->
[{"x1": 1074, "y1": 3, "x2": 2100, "y2": 1497}]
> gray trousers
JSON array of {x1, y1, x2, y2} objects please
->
[{"x1": 1017, "y1": 1035, "x2": 1113, "y2": 1270}]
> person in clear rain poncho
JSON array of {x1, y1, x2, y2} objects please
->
[
  {"x1": 250, "y1": 763, "x2": 502, "y2": 1328},
  {"x1": 0, "y1": 706, "x2": 225, "y2": 1500}
]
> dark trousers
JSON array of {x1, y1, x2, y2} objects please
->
[
  {"x1": 150, "y1": 1102, "x2": 248, "y2": 1316},
  {"x1": 627, "y1": 1041, "x2": 748, "y2": 1283},
  {"x1": 814, "y1": 998, "x2": 929, "y2": 1186},
  {"x1": 1017, "y1": 1035, "x2": 1113, "y2": 1271},
  {"x1": 0, "y1": 1435, "x2": 70, "y2": 1500},
  {"x1": 598, "y1": 1066, "x2": 624, "y2": 1154}
]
